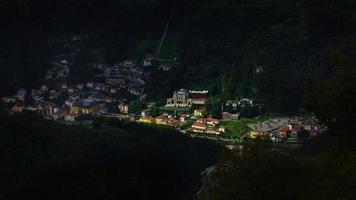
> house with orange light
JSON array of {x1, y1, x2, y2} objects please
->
[
  {"x1": 191, "y1": 122, "x2": 208, "y2": 133},
  {"x1": 194, "y1": 109, "x2": 205, "y2": 117},
  {"x1": 11, "y1": 100, "x2": 24, "y2": 113},
  {"x1": 206, "y1": 128, "x2": 221, "y2": 135},
  {"x1": 197, "y1": 117, "x2": 221, "y2": 127},
  {"x1": 139, "y1": 116, "x2": 155, "y2": 124},
  {"x1": 166, "y1": 118, "x2": 182, "y2": 128},
  {"x1": 155, "y1": 115, "x2": 169, "y2": 125},
  {"x1": 70, "y1": 102, "x2": 81, "y2": 114},
  {"x1": 65, "y1": 112, "x2": 77, "y2": 122}
]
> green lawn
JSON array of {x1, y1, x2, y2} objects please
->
[
  {"x1": 239, "y1": 116, "x2": 268, "y2": 124},
  {"x1": 220, "y1": 120, "x2": 249, "y2": 137},
  {"x1": 220, "y1": 116, "x2": 268, "y2": 137}
]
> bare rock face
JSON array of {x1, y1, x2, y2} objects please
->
[{"x1": 196, "y1": 166, "x2": 217, "y2": 200}]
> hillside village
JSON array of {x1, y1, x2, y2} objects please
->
[
  {"x1": 2, "y1": 72, "x2": 320, "y2": 145},
  {"x1": 1, "y1": 45, "x2": 322, "y2": 144}
]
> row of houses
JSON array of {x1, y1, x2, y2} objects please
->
[
  {"x1": 2, "y1": 79, "x2": 132, "y2": 122},
  {"x1": 139, "y1": 114, "x2": 183, "y2": 128},
  {"x1": 139, "y1": 111, "x2": 226, "y2": 135},
  {"x1": 188, "y1": 117, "x2": 225, "y2": 135},
  {"x1": 247, "y1": 117, "x2": 321, "y2": 141}
]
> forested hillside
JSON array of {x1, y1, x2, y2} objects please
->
[
  {"x1": 0, "y1": 111, "x2": 220, "y2": 200},
  {"x1": 0, "y1": 0, "x2": 355, "y2": 113},
  {"x1": 197, "y1": 42, "x2": 356, "y2": 200},
  {"x1": 197, "y1": 135, "x2": 356, "y2": 200},
  {"x1": 0, "y1": 1, "x2": 355, "y2": 199}
]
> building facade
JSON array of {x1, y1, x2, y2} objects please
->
[
  {"x1": 166, "y1": 89, "x2": 209, "y2": 108},
  {"x1": 166, "y1": 89, "x2": 192, "y2": 108}
]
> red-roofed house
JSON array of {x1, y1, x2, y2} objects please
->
[
  {"x1": 278, "y1": 125, "x2": 291, "y2": 138},
  {"x1": 206, "y1": 117, "x2": 220, "y2": 126},
  {"x1": 189, "y1": 91, "x2": 208, "y2": 105},
  {"x1": 167, "y1": 118, "x2": 182, "y2": 128},
  {"x1": 191, "y1": 122, "x2": 208, "y2": 133},
  {"x1": 197, "y1": 117, "x2": 220, "y2": 127}
]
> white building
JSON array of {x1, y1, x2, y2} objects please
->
[{"x1": 166, "y1": 89, "x2": 192, "y2": 108}]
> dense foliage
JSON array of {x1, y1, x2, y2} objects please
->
[
  {"x1": 196, "y1": 33, "x2": 356, "y2": 200},
  {"x1": 0, "y1": 112, "x2": 221, "y2": 200},
  {"x1": 0, "y1": 0, "x2": 355, "y2": 113},
  {"x1": 197, "y1": 136, "x2": 356, "y2": 200}
]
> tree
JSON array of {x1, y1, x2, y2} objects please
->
[
  {"x1": 205, "y1": 99, "x2": 222, "y2": 119},
  {"x1": 24, "y1": 91, "x2": 34, "y2": 106},
  {"x1": 55, "y1": 92, "x2": 69, "y2": 105},
  {"x1": 129, "y1": 100, "x2": 145, "y2": 114},
  {"x1": 150, "y1": 106, "x2": 161, "y2": 117},
  {"x1": 304, "y1": 44, "x2": 356, "y2": 137}
]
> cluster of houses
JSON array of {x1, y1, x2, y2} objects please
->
[
  {"x1": 139, "y1": 114, "x2": 183, "y2": 127},
  {"x1": 45, "y1": 60, "x2": 70, "y2": 80},
  {"x1": 2, "y1": 81, "x2": 131, "y2": 122},
  {"x1": 247, "y1": 117, "x2": 321, "y2": 142},
  {"x1": 139, "y1": 107, "x2": 225, "y2": 135},
  {"x1": 2, "y1": 34, "x2": 324, "y2": 143},
  {"x1": 90, "y1": 60, "x2": 148, "y2": 97},
  {"x1": 188, "y1": 117, "x2": 225, "y2": 135},
  {"x1": 2, "y1": 81, "x2": 322, "y2": 142},
  {"x1": 1, "y1": 53, "x2": 156, "y2": 122},
  {"x1": 1, "y1": 46, "x2": 322, "y2": 144},
  {"x1": 135, "y1": 88, "x2": 226, "y2": 135}
]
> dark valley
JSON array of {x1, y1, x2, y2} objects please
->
[{"x1": 0, "y1": 0, "x2": 355, "y2": 199}]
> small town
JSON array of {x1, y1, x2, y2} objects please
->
[
  {"x1": 0, "y1": 1, "x2": 354, "y2": 199},
  {"x1": 2, "y1": 53, "x2": 322, "y2": 145}
]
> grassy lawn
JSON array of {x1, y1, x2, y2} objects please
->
[
  {"x1": 239, "y1": 116, "x2": 268, "y2": 124},
  {"x1": 220, "y1": 120, "x2": 249, "y2": 137},
  {"x1": 220, "y1": 116, "x2": 268, "y2": 137}
]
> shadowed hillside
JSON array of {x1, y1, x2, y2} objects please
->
[
  {"x1": 0, "y1": 112, "x2": 221, "y2": 200},
  {"x1": 0, "y1": 0, "x2": 355, "y2": 113}
]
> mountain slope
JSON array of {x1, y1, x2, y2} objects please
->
[{"x1": 0, "y1": 112, "x2": 221, "y2": 200}]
